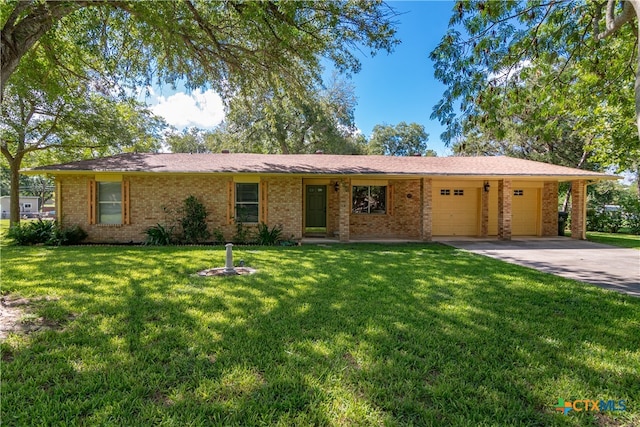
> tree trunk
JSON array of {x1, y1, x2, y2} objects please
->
[
  {"x1": 562, "y1": 183, "x2": 572, "y2": 212},
  {"x1": 8, "y1": 159, "x2": 22, "y2": 227}
]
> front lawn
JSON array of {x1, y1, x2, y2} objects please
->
[
  {"x1": 586, "y1": 232, "x2": 640, "y2": 250},
  {"x1": 1, "y1": 244, "x2": 638, "y2": 425}
]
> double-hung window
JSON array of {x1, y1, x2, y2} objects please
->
[
  {"x1": 235, "y1": 183, "x2": 259, "y2": 223},
  {"x1": 352, "y1": 185, "x2": 387, "y2": 214},
  {"x1": 97, "y1": 182, "x2": 122, "y2": 224},
  {"x1": 88, "y1": 177, "x2": 129, "y2": 225}
]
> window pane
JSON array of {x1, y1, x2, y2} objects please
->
[
  {"x1": 98, "y1": 182, "x2": 122, "y2": 202},
  {"x1": 235, "y1": 204, "x2": 259, "y2": 223},
  {"x1": 352, "y1": 185, "x2": 386, "y2": 214},
  {"x1": 352, "y1": 186, "x2": 369, "y2": 213},
  {"x1": 235, "y1": 183, "x2": 259, "y2": 223},
  {"x1": 236, "y1": 183, "x2": 259, "y2": 203},
  {"x1": 370, "y1": 186, "x2": 386, "y2": 213},
  {"x1": 98, "y1": 182, "x2": 122, "y2": 224}
]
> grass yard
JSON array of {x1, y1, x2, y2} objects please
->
[
  {"x1": 585, "y1": 232, "x2": 640, "y2": 250},
  {"x1": 1, "y1": 243, "x2": 638, "y2": 426}
]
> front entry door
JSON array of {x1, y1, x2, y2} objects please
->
[{"x1": 306, "y1": 185, "x2": 327, "y2": 228}]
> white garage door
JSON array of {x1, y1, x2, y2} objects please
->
[{"x1": 432, "y1": 187, "x2": 479, "y2": 236}]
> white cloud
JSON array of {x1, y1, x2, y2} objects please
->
[
  {"x1": 150, "y1": 89, "x2": 225, "y2": 129},
  {"x1": 488, "y1": 60, "x2": 532, "y2": 85}
]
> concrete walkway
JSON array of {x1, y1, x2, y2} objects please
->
[{"x1": 437, "y1": 237, "x2": 640, "y2": 297}]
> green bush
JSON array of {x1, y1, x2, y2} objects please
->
[
  {"x1": 7, "y1": 220, "x2": 86, "y2": 246},
  {"x1": 144, "y1": 223, "x2": 175, "y2": 246},
  {"x1": 256, "y1": 223, "x2": 283, "y2": 246},
  {"x1": 50, "y1": 224, "x2": 88, "y2": 246},
  {"x1": 211, "y1": 228, "x2": 225, "y2": 244},
  {"x1": 621, "y1": 195, "x2": 640, "y2": 235},
  {"x1": 180, "y1": 195, "x2": 210, "y2": 243},
  {"x1": 232, "y1": 220, "x2": 254, "y2": 244}
]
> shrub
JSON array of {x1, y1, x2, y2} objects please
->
[
  {"x1": 50, "y1": 225, "x2": 88, "y2": 246},
  {"x1": 180, "y1": 195, "x2": 210, "y2": 243},
  {"x1": 621, "y1": 195, "x2": 640, "y2": 235},
  {"x1": 144, "y1": 223, "x2": 175, "y2": 246},
  {"x1": 7, "y1": 220, "x2": 86, "y2": 246},
  {"x1": 256, "y1": 223, "x2": 283, "y2": 246},
  {"x1": 211, "y1": 228, "x2": 225, "y2": 244},
  {"x1": 232, "y1": 220, "x2": 254, "y2": 244}
]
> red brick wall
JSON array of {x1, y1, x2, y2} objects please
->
[
  {"x1": 571, "y1": 179, "x2": 587, "y2": 240},
  {"x1": 541, "y1": 181, "x2": 559, "y2": 236},
  {"x1": 421, "y1": 178, "x2": 432, "y2": 241},
  {"x1": 262, "y1": 177, "x2": 303, "y2": 240},
  {"x1": 58, "y1": 175, "x2": 304, "y2": 243},
  {"x1": 58, "y1": 174, "x2": 563, "y2": 243},
  {"x1": 349, "y1": 179, "x2": 422, "y2": 239},
  {"x1": 498, "y1": 179, "x2": 512, "y2": 240}
]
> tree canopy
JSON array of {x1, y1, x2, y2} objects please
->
[
  {"x1": 431, "y1": 0, "x2": 640, "y2": 178},
  {"x1": 0, "y1": 25, "x2": 165, "y2": 224},
  {"x1": 1, "y1": 0, "x2": 399, "y2": 224},
  {"x1": 2, "y1": 1, "x2": 398, "y2": 99},
  {"x1": 368, "y1": 122, "x2": 433, "y2": 156}
]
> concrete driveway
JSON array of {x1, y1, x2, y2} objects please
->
[{"x1": 437, "y1": 237, "x2": 640, "y2": 297}]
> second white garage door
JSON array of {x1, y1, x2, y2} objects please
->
[{"x1": 432, "y1": 187, "x2": 480, "y2": 236}]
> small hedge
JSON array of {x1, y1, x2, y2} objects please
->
[{"x1": 6, "y1": 220, "x2": 87, "y2": 246}]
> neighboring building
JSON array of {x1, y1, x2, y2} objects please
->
[
  {"x1": 24, "y1": 153, "x2": 616, "y2": 243},
  {"x1": 0, "y1": 196, "x2": 40, "y2": 219}
]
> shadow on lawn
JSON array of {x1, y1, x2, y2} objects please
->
[{"x1": 1, "y1": 244, "x2": 638, "y2": 425}]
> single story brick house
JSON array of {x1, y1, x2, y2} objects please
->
[{"x1": 24, "y1": 153, "x2": 615, "y2": 243}]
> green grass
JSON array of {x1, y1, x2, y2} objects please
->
[
  {"x1": 586, "y1": 232, "x2": 640, "y2": 249},
  {"x1": 1, "y1": 244, "x2": 638, "y2": 426}
]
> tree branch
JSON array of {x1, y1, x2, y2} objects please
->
[{"x1": 597, "y1": 0, "x2": 635, "y2": 39}]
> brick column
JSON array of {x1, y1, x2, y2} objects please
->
[
  {"x1": 570, "y1": 179, "x2": 587, "y2": 240},
  {"x1": 498, "y1": 179, "x2": 512, "y2": 240},
  {"x1": 481, "y1": 183, "x2": 489, "y2": 237},
  {"x1": 541, "y1": 181, "x2": 559, "y2": 236},
  {"x1": 338, "y1": 178, "x2": 350, "y2": 242},
  {"x1": 421, "y1": 178, "x2": 432, "y2": 241}
]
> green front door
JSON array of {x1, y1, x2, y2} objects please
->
[{"x1": 305, "y1": 185, "x2": 327, "y2": 228}]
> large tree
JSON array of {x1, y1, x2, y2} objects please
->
[
  {"x1": 165, "y1": 77, "x2": 368, "y2": 155},
  {"x1": 223, "y1": 77, "x2": 363, "y2": 154},
  {"x1": 1, "y1": 49, "x2": 165, "y2": 225},
  {"x1": 431, "y1": 1, "x2": 640, "y2": 188},
  {"x1": 1, "y1": 0, "x2": 398, "y2": 224},
  {"x1": 368, "y1": 122, "x2": 433, "y2": 156},
  {"x1": 2, "y1": 1, "x2": 398, "y2": 99}
]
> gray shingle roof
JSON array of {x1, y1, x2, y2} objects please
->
[{"x1": 26, "y1": 153, "x2": 615, "y2": 179}]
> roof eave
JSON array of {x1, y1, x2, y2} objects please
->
[{"x1": 21, "y1": 168, "x2": 618, "y2": 181}]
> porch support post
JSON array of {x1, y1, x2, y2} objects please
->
[
  {"x1": 481, "y1": 183, "x2": 489, "y2": 237},
  {"x1": 541, "y1": 181, "x2": 559, "y2": 236},
  {"x1": 421, "y1": 178, "x2": 432, "y2": 241},
  {"x1": 338, "y1": 178, "x2": 350, "y2": 242},
  {"x1": 498, "y1": 179, "x2": 512, "y2": 240},
  {"x1": 570, "y1": 179, "x2": 587, "y2": 240}
]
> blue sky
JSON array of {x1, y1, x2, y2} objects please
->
[
  {"x1": 148, "y1": 1, "x2": 456, "y2": 155},
  {"x1": 347, "y1": 1, "x2": 454, "y2": 155}
]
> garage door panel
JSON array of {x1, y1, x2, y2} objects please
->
[
  {"x1": 512, "y1": 188, "x2": 539, "y2": 235},
  {"x1": 433, "y1": 187, "x2": 479, "y2": 236}
]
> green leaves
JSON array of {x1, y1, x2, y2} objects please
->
[
  {"x1": 368, "y1": 122, "x2": 431, "y2": 156},
  {"x1": 3, "y1": 1, "x2": 399, "y2": 102},
  {"x1": 434, "y1": 0, "x2": 639, "y2": 174}
]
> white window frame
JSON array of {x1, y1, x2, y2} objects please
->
[
  {"x1": 97, "y1": 181, "x2": 122, "y2": 225},
  {"x1": 235, "y1": 183, "x2": 259, "y2": 223}
]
